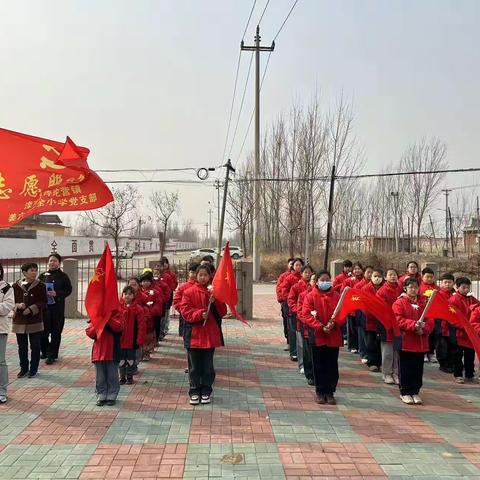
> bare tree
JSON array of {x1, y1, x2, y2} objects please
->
[
  {"x1": 73, "y1": 215, "x2": 99, "y2": 236},
  {"x1": 84, "y1": 185, "x2": 139, "y2": 271},
  {"x1": 150, "y1": 191, "x2": 179, "y2": 257},
  {"x1": 402, "y1": 137, "x2": 448, "y2": 253}
]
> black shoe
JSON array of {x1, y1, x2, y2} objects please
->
[
  {"x1": 307, "y1": 378, "x2": 314, "y2": 386},
  {"x1": 17, "y1": 370, "x2": 28, "y2": 378},
  {"x1": 45, "y1": 357, "x2": 54, "y2": 365},
  {"x1": 184, "y1": 368, "x2": 189, "y2": 373},
  {"x1": 96, "y1": 399, "x2": 106, "y2": 406},
  {"x1": 28, "y1": 371, "x2": 37, "y2": 378},
  {"x1": 126, "y1": 376, "x2": 133, "y2": 385},
  {"x1": 290, "y1": 355, "x2": 298, "y2": 362},
  {"x1": 315, "y1": 394, "x2": 326, "y2": 404},
  {"x1": 40, "y1": 354, "x2": 47, "y2": 360},
  {"x1": 325, "y1": 394, "x2": 336, "y2": 405},
  {"x1": 119, "y1": 376, "x2": 127, "y2": 385},
  {"x1": 283, "y1": 347, "x2": 289, "y2": 351},
  {"x1": 106, "y1": 400, "x2": 116, "y2": 406},
  {"x1": 132, "y1": 366, "x2": 138, "y2": 375},
  {"x1": 439, "y1": 366, "x2": 453, "y2": 374}
]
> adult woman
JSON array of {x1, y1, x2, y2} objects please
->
[
  {"x1": 0, "y1": 263, "x2": 15, "y2": 403},
  {"x1": 13, "y1": 263, "x2": 47, "y2": 378},
  {"x1": 39, "y1": 253, "x2": 72, "y2": 364}
]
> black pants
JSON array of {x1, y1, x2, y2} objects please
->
[
  {"x1": 347, "y1": 316, "x2": 358, "y2": 351},
  {"x1": 16, "y1": 331, "x2": 42, "y2": 374},
  {"x1": 453, "y1": 345, "x2": 475, "y2": 379},
  {"x1": 287, "y1": 313, "x2": 297, "y2": 357},
  {"x1": 178, "y1": 315, "x2": 185, "y2": 337},
  {"x1": 312, "y1": 345, "x2": 339, "y2": 395},
  {"x1": 281, "y1": 301, "x2": 289, "y2": 342},
  {"x1": 40, "y1": 308, "x2": 65, "y2": 359},
  {"x1": 436, "y1": 335, "x2": 454, "y2": 370},
  {"x1": 399, "y1": 350, "x2": 424, "y2": 396},
  {"x1": 187, "y1": 348, "x2": 215, "y2": 396},
  {"x1": 119, "y1": 348, "x2": 136, "y2": 376},
  {"x1": 365, "y1": 331, "x2": 381, "y2": 367},
  {"x1": 428, "y1": 331, "x2": 436, "y2": 355},
  {"x1": 302, "y1": 336, "x2": 314, "y2": 382},
  {"x1": 154, "y1": 316, "x2": 162, "y2": 342}
]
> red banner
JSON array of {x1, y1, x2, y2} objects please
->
[
  {"x1": 84, "y1": 244, "x2": 120, "y2": 337},
  {"x1": 0, "y1": 128, "x2": 113, "y2": 228}
]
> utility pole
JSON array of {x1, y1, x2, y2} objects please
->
[
  {"x1": 476, "y1": 196, "x2": 480, "y2": 254},
  {"x1": 442, "y1": 189, "x2": 451, "y2": 257},
  {"x1": 390, "y1": 192, "x2": 399, "y2": 252},
  {"x1": 323, "y1": 165, "x2": 336, "y2": 269},
  {"x1": 304, "y1": 189, "x2": 311, "y2": 264},
  {"x1": 214, "y1": 180, "x2": 222, "y2": 241},
  {"x1": 241, "y1": 25, "x2": 275, "y2": 281},
  {"x1": 216, "y1": 159, "x2": 236, "y2": 267},
  {"x1": 448, "y1": 207, "x2": 455, "y2": 257}
]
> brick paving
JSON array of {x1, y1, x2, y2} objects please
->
[{"x1": 1, "y1": 287, "x2": 480, "y2": 479}]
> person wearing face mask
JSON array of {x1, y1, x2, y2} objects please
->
[
  {"x1": 302, "y1": 270, "x2": 342, "y2": 405},
  {"x1": 360, "y1": 269, "x2": 384, "y2": 372},
  {"x1": 376, "y1": 268, "x2": 402, "y2": 385},
  {"x1": 279, "y1": 258, "x2": 305, "y2": 361},
  {"x1": 392, "y1": 278, "x2": 433, "y2": 405},
  {"x1": 39, "y1": 253, "x2": 72, "y2": 365},
  {"x1": 288, "y1": 265, "x2": 314, "y2": 375}
]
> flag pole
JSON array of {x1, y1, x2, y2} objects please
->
[
  {"x1": 417, "y1": 289, "x2": 437, "y2": 328},
  {"x1": 331, "y1": 286, "x2": 350, "y2": 321}
]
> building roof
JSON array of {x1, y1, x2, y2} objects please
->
[{"x1": 18, "y1": 214, "x2": 63, "y2": 226}]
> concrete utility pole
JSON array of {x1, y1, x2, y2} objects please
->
[
  {"x1": 476, "y1": 196, "x2": 480, "y2": 254},
  {"x1": 390, "y1": 192, "x2": 399, "y2": 252},
  {"x1": 214, "y1": 180, "x2": 222, "y2": 241},
  {"x1": 442, "y1": 189, "x2": 452, "y2": 257},
  {"x1": 241, "y1": 25, "x2": 275, "y2": 281}
]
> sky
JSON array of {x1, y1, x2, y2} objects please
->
[{"x1": 1, "y1": 0, "x2": 479, "y2": 237}]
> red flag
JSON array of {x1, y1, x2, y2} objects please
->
[
  {"x1": 335, "y1": 287, "x2": 400, "y2": 336},
  {"x1": 424, "y1": 291, "x2": 480, "y2": 358},
  {"x1": 84, "y1": 244, "x2": 120, "y2": 337},
  {"x1": 0, "y1": 128, "x2": 113, "y2": 227},
  {"x1": 211, "y1": 242, "x2": 250, "y2": 326}
]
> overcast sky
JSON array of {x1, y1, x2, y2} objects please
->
[{"x1": 1, "y1": 0, "x2": 479, "y2": 236}]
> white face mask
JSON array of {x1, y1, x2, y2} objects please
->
[{"x1": 372, "y1": 276, "x2": 383, "y2": 285}]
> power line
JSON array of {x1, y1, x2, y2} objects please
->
[
  {"x1": 258, "y1": 0, "x2": 270, "y2": 24},
  {"x1": 104, "y1": 179, "x2": 214, "y2": 186},
  {"x1": 227, "y1": 52, "x2": 254, "y2": 158},
  {"x1": 242, "y1": 0, "x2": 257, "y2": 40},
  {"x1": 273, "y1": 0, "x2": 300, "y2": 41},
  {"x1": 96, "y1": 168, "x2": 198, "y2": 173}
]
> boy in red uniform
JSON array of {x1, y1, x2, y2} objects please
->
[
  {"x1": 419, "y1": 267, "x2": 440, "y2": 363},
  {"x1": 392, "y1": 278, "x2": 433, "y2": 405},
  {"x1": 302, "y1": 270, "x2": 342, "y2": 405},
  {"x1": 119, "y1": 286, "x2": 145, "y2": 385},
  {"x1": 449, "y1": 277, "x2": 479, "y2": 384},
  {"x1": 159, "y1": 257, "x2": 178, "y2": 338},
  {"x1": 288, "y1": 265, "x2": 314, "y2": 374},
  {"x1": 173, "y1": 263, "x2": 199, "y2": 337},
  {"x1": 180, "y1": 265, "x2": 227, "y2": 405},
  {"x1": 297, "y1": 274, "x2": 316, "y2": 385},
  {"x1": 376, "y1": 268, "x2": 402, "y2": 384},
  {"x1": 436, "y1": 273, "x2": 455, "y2": 373},
  {"x1": 279, "y1": 258, "x2": 304, "y2": 361},
  {"x1": 277, "y1": 258, "x2": 294, "y2": 346},
  {"x1": 152, "y1": 266, "x2": 171, "y2": 342},
  {"x1": 86, "y1": 311, "x2": 124, "y2": 406},
  {"x1": 344, "y1": 262, "x2": 364, "y2": 354},
  {"x1": 333, "y1": 260, "x2": 352, "y2": 292}
]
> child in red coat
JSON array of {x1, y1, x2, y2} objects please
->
[
  {"x1": 449, "y1": 277, "x2": 479, "y2": 384},
  {"x1": 86, "y1": 311, "x2": 124, "y2": 406},
  {"x1": 297, "y1": 274, "x2": 316, "y2": 385},
  {"x1": 119, "y1": 286, "x2": 145, "y2": 385},
  {"x1": 277, "y1": 258, "x2": 294, "y2": 345},
  {"x1": 180, "y1": 264, "x2": 227, "y2": 405},
  {"x1": 173, "y1": 262, "x2": 199, "y2": 337},
  {"x1": 392, "y1": 277, "x2": 434, "y2": 405},
  {"x1": 436, "y1": 273, "x2": 456, "y2": 373},
  {"x1": 302, "y1": 270, "x2": 342, "y2": 405}
]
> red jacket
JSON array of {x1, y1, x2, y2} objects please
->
[
  {"x1": 162, "y1": 269, "x2": 178, "y2": 293},
  {"x1": 301, "y1": 288, "x2": 342, "y2": 347},
  {"x1": 342, "y1": 275, "x2": 364, "y2": 291},
  {"x1": 287, "y1": 279, "x2": 309, "y2": 315},
  {"x1": 437, "y1": 288, "x2": 454, "y2": 337},
  {"x1": 276, "y1": 270, "x2": 292, "y2": 302},
  {"x1": 470, "y1": 305, "x2": 480, "y2": 335},
  {"x1": 279, "y1": 272, "x2": 302, "y2": 306},
  {"x1": 85, "y1": 312, "x2": 124, "y2": 362},
  {"x1": 140, "y1": 287, "x2": 163, "y2": 329},
  {"x1": 392, "y1": 294, "x2": 433, "y2": 352},
  {"x1": 361, "y1": 281, "x2": 385, "y2": 331},
  {"x1": 376, "y1": 281, "x2": 403, "y2": 342},
  {"x1": 418, "y1": 282, "x2": 440, "y2": 297},
  {"x1": 297, "y1": 285, "x2": 313, "y2": 336},
  {"x1": 333, "y1": 272, "x2": 350, "y2": 292},
  {"x1": 399, "y1": 272, "x2": 422, "y2": 289},
  {"x1": 119, "y1": 301, "x2": 146, "y2": 349},
  {"x1": 173, "y1": 279, "x2": 196, "y2": 315},
  {"x1": 180, "y1": 283, "x2": 227, "y2": 349},
  {"x1": 448, "y1": 293, "x2": 480, "y2": 348},
  {"x1": 153, "y1": 278, "x2": 172, "y2": 305}
]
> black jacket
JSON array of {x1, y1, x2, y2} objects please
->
[{"x1": 39, "y1": 269, "x2": 72, "y2": 315}]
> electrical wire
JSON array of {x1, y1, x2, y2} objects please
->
[
  {"x1": 96, "y1": 168, "x2": 198, "y2": 173},
  {"x1": 258, "y1": 0, "x2": 270, "y2": 24},
  {"x1": 273, "y1": 0, "x2": 300, "y2": 41}
]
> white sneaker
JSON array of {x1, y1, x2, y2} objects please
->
[
  {"x1": 200, "y1": 394, "x2": 211, "y2": 404},
  {"x1": 400, "y1": 395, "x2": 414, "y2": 405},
  {"x1": 455, "y1": 377, "x2": 465, "y2": 384},
  {"x1": 361, "y1": 358, "x2": 368, "y2": 365},
  {"x1": 189, "y1": 395, "x2": 200, "y2": 405},
  {"x1": 0, "y1": 395, "x2": 6, "y2": 404},
  {"x1": 350, "y1": 349, "x2": 358, "y2": 354},
  {"x1": 393, "y1": 374, "x2": 400, "y2": 385},
  {"x1": 299, "y1": 368, "x2": 304, "y2": 374},
  {"x1": 383, "y1": 375, "x2": 395, "y2": 385},
  {"x1": 412, "y1": 395, "x2": 423, "y2": 405}
]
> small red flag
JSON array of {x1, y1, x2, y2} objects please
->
[
  {"x1": 335, "y1": 287, "x2": 400, "y2": 336},
  {"x1": 424, "y1": 291, "x2": 480, "y2": 358},
  {"x1": 84, "y1": 244, "x2": 120, "y2": 337},
  {"x1": 211, "y1": 242, "x2": 250, "y2": 326},
  {"x1": 0, "y1": 128, "x2": 113, "y2": 228}
]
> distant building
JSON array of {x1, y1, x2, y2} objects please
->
[
  {"x1": 464, "y1": 218, "x2": 480, "y2": 254},
  {"x1": 0, "y1": 214, "x2": 68, "y2": 238}
]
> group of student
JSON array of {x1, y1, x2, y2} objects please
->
[
  {"x1": 277, "y1": 258, "x2": 480, "y2": 405},
  {"x1": 86, "y1": 255, "x2": 228, "y2": 407}
]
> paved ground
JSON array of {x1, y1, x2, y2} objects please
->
[{"x1": 1, "y1": 288, "x2": 480, "y2": 479}]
